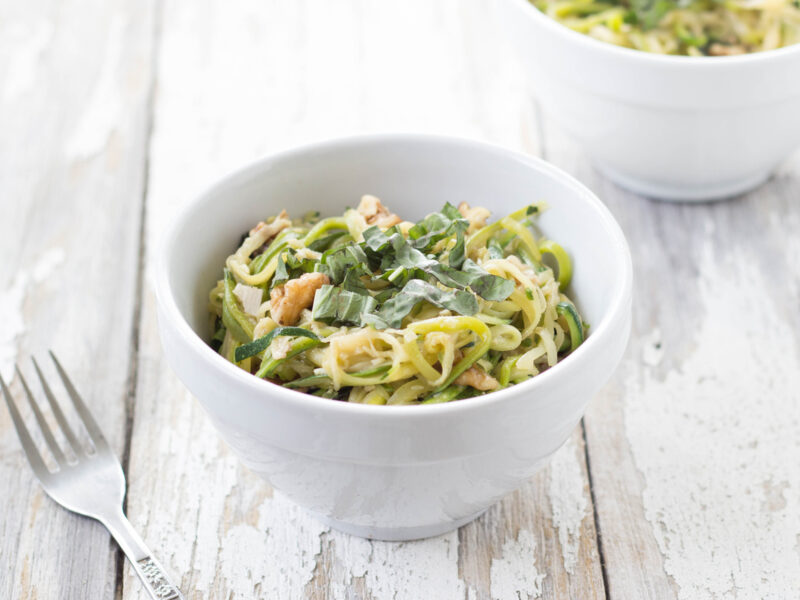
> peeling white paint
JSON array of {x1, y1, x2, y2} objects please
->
[
  {"x1": 324, "y1": 528, "x2": 464, "y2": 600},
  {"x1": 0, "y1": 248, "x2": 65, "y2": 381},
  {"x1": 65, "y1": 18, "x2": 126, "y2": 160},
  {"x1": 490, "y1": 529, "x2": 545, "y2": 600},
  {"x1": 219, "y1": 493, "x2": 328, "y2": 599},
  {"x1": 625, "y1": 244, "x2": 800, "y2": 599},
  {"x1": 124, "y1": 392, "x2": 328, "y2": 599},
  {"x1": 1, "y1": 22, "x2": 53, "y2": 102},
  {"x1": 0, "y1": 274, "x2": 27, "y2": 382},
  {"x1": 31, "y1": 247, "x2": 65, "y2": 283},
  {"x1": 548, "y1": 439, "x2": 587, "y2": 574}
]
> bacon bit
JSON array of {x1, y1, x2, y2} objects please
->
[
  {"x1": 357, "y1": 195, "x2": 402, "y2": 228},
  {"x1": 457, "y1": 202, "x2": 490, "y2": 234},
  {"x1": 270, "y1": 272, "x2": 330, "y2": 326},
  {"x1": 454, "y1": 366, "x2": 499, "y2": 391}
]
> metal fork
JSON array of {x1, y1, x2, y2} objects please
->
[{"x1": 1, "y1": 352, "x2": 184, "y2": 600}]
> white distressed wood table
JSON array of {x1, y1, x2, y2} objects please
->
[{"x1": 2, "y1": 1, "x2": 799, "y2": 598}]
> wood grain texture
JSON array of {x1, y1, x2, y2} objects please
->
[
  {"x1": 6, "y1": 0, "x2": 800, "y2": 599},
  {"x1": 121, "y1": 1, "x2": 603, "y2": 598},
  {"x1": 536, "y1": 96, "x2": 800, "y2": 599},
  {"x1": 0, "y1": 0, "x2": 155, "y2": 598}
]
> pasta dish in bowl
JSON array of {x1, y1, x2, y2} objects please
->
[
  {"x1": 209, "y1": 198, "x2": 585, "y2": 405},
  {"x1": 532, "y1": 0, "x2": 800, "y2": 56},
  {"x1": 154, "y1": 134, "x2": 631, "y2": 540}
]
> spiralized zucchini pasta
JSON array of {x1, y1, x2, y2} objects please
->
[
  {"x1": 208, "y1": 196, "x2": 586, "y2": 405},
  {"x1": 533, "y1": 0, "x2": 800, "y2": 55}
]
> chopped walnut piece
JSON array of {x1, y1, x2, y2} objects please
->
[
  {"x1": 708, "y1": 43, "x2": 746, "y2": 56},
  {"x1": 251, "y1": 210, "x2": 290, "y2": 255},
  {"x1": 454, "y1": 366, "x2": 499, "y2": 391},
  {"x1": 270, "y1": 272, "x2": 330, "y2": 326},
  {"x1": 357, "y1": 195, "x2": 402, "y2": 228}
]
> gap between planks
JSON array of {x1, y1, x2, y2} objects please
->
[
  {"x1": 114, "y1": 1, "x2": 164, "y2": 598},
  {"x1": 581, "y1": 419, "x2": 610, "y2": 600},
  {"x1": 527, "y1": 95, "x2": 609, "y2": 600}
]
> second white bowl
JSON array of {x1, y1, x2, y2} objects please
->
[{"x1": 496, "y1": 0, "x2": 800, "y2": 201}]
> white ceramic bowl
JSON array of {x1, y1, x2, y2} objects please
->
[
  {"x1": 154, "y1": 135, "x2": 632, "y2": 540},
  {"x1": 496, "y1": 0, "x2": 800, "y2": 201}
]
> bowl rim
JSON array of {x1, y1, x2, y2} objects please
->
[
  {"x1": 154, "y1": 133, "x2": 633, "y2": 418},
  {"x1": 505, "y1": 0, "x2": 800, "y2": 66}
]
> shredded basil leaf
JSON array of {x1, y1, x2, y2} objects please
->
[
  {"x1": 316, "y1": 245, "x2": 370, "y2": 284},
  {"x1": 305, "y1": 204, "x2": 516, "y2": 328},
  {"x1": 487, "y1": 238, "x2": 504, "y2": 260},
  {"x1": 234, "y1": 327, "x2": 320, "y2": 362},
  {"x1": 630, "y1": 0, "x2": 675, "y2": 29},
  {"x1": 308, "y1": 230, "x2": 347, "y2": 251},
  {"x1": 448, "y1": 225, "x2": 467, "y2": 269},
  {"x1": 312, "y1": 284, "x2": 378, "y2": 325},
  {"x1": 461, "y1": 259, "x2": 515, "y2": 301},
  {"x1": 273, "y1": 249, "x2": 316, "y2": 287},
  {"x1": 362, "y1": 221, "x2": 512, "y2": 303},
  {"x1": 362, "y1": 279, "x2": 479, "y2": 329}
]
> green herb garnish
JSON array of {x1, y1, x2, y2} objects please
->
[{"x1": 234, "y1": 326, "x2": 320, "y2": 362}]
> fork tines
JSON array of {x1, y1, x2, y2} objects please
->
[{"x1": 1, "y1": 352, "x2": 109, "y2": 474}]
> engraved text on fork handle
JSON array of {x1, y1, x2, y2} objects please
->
[{"x1": 137, "y1": 557, "x2": 182, "y2": 600}]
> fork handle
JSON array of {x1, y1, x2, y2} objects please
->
[{"x1": 99, "y1": 508, "x2": 184, "y2": 600}]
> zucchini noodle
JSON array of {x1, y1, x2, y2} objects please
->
[
  {"x1": 208, "y1": 196, "x2": 587, "y2": 405},
  {"x1": 532, "y1": 0, "x2": 800, "y2": 55}
]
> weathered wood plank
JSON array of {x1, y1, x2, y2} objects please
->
[
  {"x1": 302, "y1": 431, "x2": 603, "y2": 600},
  {"x1": 122, "y1": 1, "x2": 604, "y2": 598},
  {"x1": 454, "y1": 431, "x2": 605, "y2": 600},
  {"x1": 0, "y1": 1, "x2": 155, "y2": 598},
  {"x1": 534, "y1": 84, "x2": 800, "y2": 598}
]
